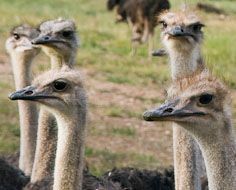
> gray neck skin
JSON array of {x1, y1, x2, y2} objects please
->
[
  {"x1": 186, "y1": 121, "x2": 236, "y2": 190},
  {"x1": 31, "y1": 48, "x2": 76, "y2": 182},
  {"x1": 10, "y1": 53, "x2": 38, "y2": 176},
  {"x1": 167, "y1": 43, "x2": 206, "y2": 190},
  {"x1": 53, "y1": 108, "x2": 86, "y2": 190}
]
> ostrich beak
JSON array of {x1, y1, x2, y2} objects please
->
[
  {"x1": 31, "y1": 35, "x2": 63, "y2": 45},
  {"x1": 143, "y1": 99, "x2": 205, "y2": 122},
  {"x1": 168, "y1": 26, "x2": 193, "y2": 37},
  {"x1": 9, "y1": 86, "x2": 55, "y2": 101}
]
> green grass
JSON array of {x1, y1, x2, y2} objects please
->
[
  {"x1": 0, "y1": 0, "x2": 236, "y2": 176},
  {"x1": 85, "y1": 147, "x2": 159, "y2": 175},
  {"x1": 88, "y1": 122, "x2": 136, "y2": 137},
  {"x1": 0, "y1": 101, "x2": 20, "y2": 153},
  {"x1": 105, "y1": 105, "x2": 141, "y2": 118},
  {"x1": 109, "y1": 127, "x2": 136, "y2": 137}
]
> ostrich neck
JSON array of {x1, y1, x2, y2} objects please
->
[
  {"x1": 173, "y1": 124, "x2": 203, "y2": 190},
  {"x1": 11, "y1": 53, "x2": 33, "y2": 89},
  {"x1": 31, "y1": 109, "x2": 57, "y2": 183},
  {"x1": 169, "y1": 44, "x2": 206, "y2": 190},
  {"x1": 53, "y1": 109, "x2": 86, "y2": 190},
  {"x1": 169, "y1": 45, "x2": 204, "y2": 80},
  {"x1": 10, "y1": 52, "x2": 38, "y2": 175},
  {"x1": 195, "y1": 125, "x2": 236, "y2": 190},
  {"x1": 48, "y1": 51, "x2": 75, "y2": 69}
]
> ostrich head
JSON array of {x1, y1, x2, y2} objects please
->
[
  {"x1": 5, "y1": 24, "x2": 40, "y2": 57},
  {"x1": 143, "y1": 73, "x2": 231, "y2": 137},
  {"x1": 159, "y1": 11, "x2": 205, "y2": 52},
  {"x1": 32, "y1": 18, "x2": 79, "y2": 66},
  {"x1": 9, "y1": 68, "x2": 86, "y2": 117}
]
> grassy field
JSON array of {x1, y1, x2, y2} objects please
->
[{"x1": 0, "y1": 0, "x2": 235, "y2": 176}]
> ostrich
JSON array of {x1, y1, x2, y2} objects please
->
[
  {"x1": 9, "y1": 69, "x2": 121, "y2": 190},
  {"x1": 29, "y1": 18, "x2": 79, "y2": 183},
  {"x1": 107, "y1": 0, "x2": 170, "y2": 57},
  {"x1": 158, "y1": 10, "x2": 206, "y2": 190},
  {"x1": 143, "y1": 72, "x2": 236, "y2": 190},
  {"x1": 5, "y1": 24, "x2": 40, "y2": 176},
  {"x1": 10, "y1": 68, "x2": 87, "y2": 189}
]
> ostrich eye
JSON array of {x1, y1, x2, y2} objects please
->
[
  {"x1": 199, "y1": 94, "x2": 213, "y2": 105},
  {"x1": 53, "y1": 80, "x2": 68, "y2": 91},
  {"x1": 191, "y1": 24, "x2": 203, "y2": 32},
  {"x1": 13, "y1": 33, "x2": 20, "y2": 40},
  {"x1": 62, "y1": 31, "x2": 73, "y2": 38},
  {"x1": 162, "y1": 21, "x2": 168, "y2": 29}
]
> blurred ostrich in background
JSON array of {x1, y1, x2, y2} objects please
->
[{"x1": 107, "y1": 0, "x2": 170, "y2": 57}]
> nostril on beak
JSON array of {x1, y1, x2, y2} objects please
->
[
  {"x1": 174, "y1": 26, "x2": 184, "y2": 33},
  {"x1": 44, "y1": 36, "x2": 49, "y2": 40},
  {"x1": 25, "y1": 90, "x2": 33, "y2": 95},
  {"x1": 164, "y1": 108, "x2": 173, "y2": 113}
]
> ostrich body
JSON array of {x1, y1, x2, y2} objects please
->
[
  {"x1": 103, "y1": 167, "x2": 174, "y2": 190},
  {"x1": 143, "y1": 72, "x2": 236, "y2": 190},
  {"x1": 159, "y1": 11, "x2": 206, "y2": 190},
  {"x1": 0, "y1": 158, "x2": 29, "y2": 190},
  {"x1": 10, "y1": 69, "x2": 86, "y2": 190},
  {"x1": 30, "y1": 18, "x2": 79, "y2": 183},
  {"x1": 5, "y1": 25, "x2": 40, "y2": 176}
]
